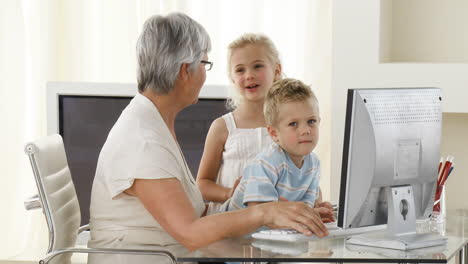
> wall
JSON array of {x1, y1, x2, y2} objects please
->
[
  {"x1": 441, "y1": 113, "x2": 468, "y2": 211},
  {"x1": 330, "y1": 0, "x2": 468, "y2": 212},
  {"x1": 389, "y1": 0, "x2": 468, "y2": 63}
]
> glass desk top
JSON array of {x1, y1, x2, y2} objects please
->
[{"x1": 177, "y1": 214, "x2": 467, "y2": 263}]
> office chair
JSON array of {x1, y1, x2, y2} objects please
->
[{"x1": 24, "y1": 134, "x2": 176, "y2": 264}]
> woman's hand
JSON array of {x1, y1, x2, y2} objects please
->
[{"x1": 259, "y1": 201, "x2": 334, "y2": 238}]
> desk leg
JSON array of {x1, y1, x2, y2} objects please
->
[
  {"x1": 465, "y1": 243, "x2": 468, "y2": 264},
  {"x1": 456, "y1": 243, "x2": 467, "y2": 264}
]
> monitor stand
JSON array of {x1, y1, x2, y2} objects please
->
[{"x1": 346, "y1": 185, "x2": 447, "y2": 250}]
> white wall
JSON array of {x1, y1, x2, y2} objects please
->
[
  {"x1": 330, "y1": 0, "x2": 468, "y2": 211},
  {"x1": 441, "y1": 113, "x2": 468, "y2": 211},
  {"x1": 389, "y1": 0, "x2": 468, "y2": 63}
]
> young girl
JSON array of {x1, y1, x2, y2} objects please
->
[{"x1": 197, "y1": 33, "x2": 283, "y2": 215}]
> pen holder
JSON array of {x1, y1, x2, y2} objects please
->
[{"x1": 432, "y1": 185, "x2": 446, "y2": 223}]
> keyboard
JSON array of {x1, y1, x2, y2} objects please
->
[{"x1": 251, "y1": 222, "x2": 386, "y2": 242}]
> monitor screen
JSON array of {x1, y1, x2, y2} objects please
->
[
  {"x1": 338, "y1": 88, "x2": 442, "y2": 229},
  {"x1": 59, "y1": 95, "x2": 228, "y2": 225}
]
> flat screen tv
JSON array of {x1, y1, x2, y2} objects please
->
[{"x1": 48, "y1": 82, "x2": 229, "y2": 225}]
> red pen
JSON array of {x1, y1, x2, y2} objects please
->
[
  {"x1": 441, "y1": 162, "x2": 454, "y2": 186},
  {"x1": 437, "y1": 157, "x2": 443, "y2": 174}
]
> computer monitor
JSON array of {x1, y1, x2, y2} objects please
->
[
  {"x1": 48, "y1": 82, "x2": 229, "y2": 225},
  {"x1": 338, "y1": 87, "x2": 446, "y2": 250}
]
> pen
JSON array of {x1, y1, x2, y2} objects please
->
[
  {"x1": 441, "y1": 163, "x2": 454, "y2": 186},
  {"x1": 433, "y1": 156, "x2": 455, "y2": 212},
  {"x1": 438, "y1": 157, "x2": 443, "y2": 174},
  {"x1": 437, "y1": 156, "x2": 453, "y2": 187}
]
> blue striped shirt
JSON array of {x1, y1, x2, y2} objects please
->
[{"x1": 226, "y1": 143, "x2": 321, "y2": 211}]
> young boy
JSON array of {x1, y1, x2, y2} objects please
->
[{"x1": 225, "y1": 78, "x2": 332, "y2": 214}]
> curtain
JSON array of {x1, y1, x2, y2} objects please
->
[
  {"x1": 0, "y1": 0, "x2": 331, "y2": 257},
  {"x1": 1, "y1": 0, "x2": 52, "y2": 257}
]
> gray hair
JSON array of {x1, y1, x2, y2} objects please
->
[{"x1": 136, "y1": 13, "x2": 211, "y2": 94}]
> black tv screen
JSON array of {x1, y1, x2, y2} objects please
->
[{"x1": 59, "y1": 95, "x2": 228, "y2": 225}]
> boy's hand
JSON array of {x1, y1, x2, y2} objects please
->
[
  {"x1": 315, "y1": 201, "x2": 333, "y2": 210},
  {"x1": 279, "y1": 197, "x2": 335, "y2": 223},
  {"x1": 201, "y1": 203, "x2": 209, "y2": 217},
  {"x1": 317, "y1": 206, "x2": 335, "y2": 223},
  {"x1": 227, "y1": 176, "x2": 242, "y2": 199},
  {"x1": 314, "y1": 201, "x2": 335, "y2": 222}
]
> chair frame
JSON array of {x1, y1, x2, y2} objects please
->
[{"x1": 24, "y1": 136, "x2": 176, "y2": 264}]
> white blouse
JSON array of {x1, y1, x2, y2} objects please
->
[{"x1": 88, "y1": 93, "x2": 205, "y2": 264}]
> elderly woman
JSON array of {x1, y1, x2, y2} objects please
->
[{"x1": 88, "y1": 13, "x2": 333, "y2": 263}]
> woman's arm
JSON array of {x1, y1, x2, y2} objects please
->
[
  {"x1": 248, "y1": 191, "x2": 335, "y2": 223},
  {"x1": 196, "y1": 117, "x2": 232, "y2": 202},
  {"x1": 126, "y1": 178, "x2": 332, "y2": 251}
]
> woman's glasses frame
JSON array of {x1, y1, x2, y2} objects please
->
[{"x1": 200, "y1": 60, "x2": 213, "y2": 71}]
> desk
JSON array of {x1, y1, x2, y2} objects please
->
[
  {"x1": 2, "y1": 214, "x2": 466, "y2": 264},
  {"x1": 178, "y1": 214, "x2": 468, "y2": 263}
]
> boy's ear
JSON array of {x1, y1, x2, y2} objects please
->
[{"x1": 267, "y1": 125, "x2": 279, "y2": 143}]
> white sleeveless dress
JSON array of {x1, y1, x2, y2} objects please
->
[{"x1": 207, "y1": 112, "x2": 273, "y2": 215}]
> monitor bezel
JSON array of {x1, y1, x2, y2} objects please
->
[{"x1": 47, "y1": 82, "x2": 229, "y2": 135}]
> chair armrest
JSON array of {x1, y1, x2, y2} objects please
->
[
  {"x1": 78, "y1": 224, "x2": 89, "y2": 234},
  {"x1": 40, "y1": 247, "x2": 177, "y2": 264},
  {"x1": 24, "y1": 194, "x2": 42, "y2": 210}
]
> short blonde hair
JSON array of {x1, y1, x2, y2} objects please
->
[
  {"x1": 264, "y1": 78, "x2": 318, "y2": 126},
  {"x1": 226, "y1": 33, "x2": 282, "y2": 109}
]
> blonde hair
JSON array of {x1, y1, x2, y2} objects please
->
[
  {"x1": 226, "y1": 33, "x2": 282, "y2": 109},
  {"x1": 264, "y1": 78, "x2": 319, "y2": 126}
]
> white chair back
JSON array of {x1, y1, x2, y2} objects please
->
[{"x1": 25, "y1": 134, "x2": 80, "y2": 264}]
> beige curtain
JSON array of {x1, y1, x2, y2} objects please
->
[
  {"x1": 1, "y1": 0, "x2": 51, "y2": 257},
  {"x1": 0, "y1": 0, "x2": 331, "y2": 257}
]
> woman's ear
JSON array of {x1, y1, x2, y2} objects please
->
[{"x1": 179, "y1": 63, "x2": 190, "y2": 81}]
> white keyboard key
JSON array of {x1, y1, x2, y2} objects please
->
[{"x1": 270, "y1": 230, "x2": 283, "y2": 235}]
